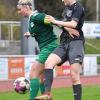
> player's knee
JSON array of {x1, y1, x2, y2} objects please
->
[
  {"x1": 32, "y1": 67, "x2": 37, "y2": 72},
  {"x1": 31, "y1": 63, "x2": 38, "y2": 71},
  {"x1": 45, "y1": 61, "x2": 53, "y2": 69},
  {"x1": 70, "y1": 71, "x2": 80, "y2": 84},
  {"x1": 29, "y1": 62, "x2": 41, "y2": 78}
]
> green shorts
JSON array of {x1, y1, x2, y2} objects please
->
[{"x1": 36, "y1": 40, "x2": 58, "y2": 64}]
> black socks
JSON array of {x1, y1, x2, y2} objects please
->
[
  {"x1": 73, "y1": 84, "x2": 82, "y2": 100},
  {"x1": 44, "y1": 69, "x2": 53, "y2": 92}
]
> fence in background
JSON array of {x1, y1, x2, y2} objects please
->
[
  {"x1": 0, "y1": 21, "x2": 21, "y2": 55},
  {"x1": 0, "y1": 54, "x2": 100, "y2": 81},
  {"x1": 0, "y1": 21, "x2": 100, "y2": 54}
]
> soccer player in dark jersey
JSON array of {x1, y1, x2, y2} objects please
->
[{"x1": 35, "y1": 0, "x2": 85, "y2": 100}]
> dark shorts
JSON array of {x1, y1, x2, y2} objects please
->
[{"x1": 53, "y1": 40, "x2": 84, "y2": 65}]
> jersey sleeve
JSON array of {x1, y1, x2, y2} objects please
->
[
  {"x1": 31, "y1": 12, "x2": 51, "y2": 25},
  {"x1": 32, "y1": 12, "x2": 48, "y2": 24},
  {"x1": 34, "y1": 12, "x2": 45, "y2": 24},
  {"x1": 72, "y1": 5, "x2": 84, "y2": 22}
]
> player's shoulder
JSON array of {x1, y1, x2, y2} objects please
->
[
  {"x1": 76, "y1": 2, "x2": 84, "y2": 8},
  {"x1": 30, "y1": 11, "x2": 44, "y2": 20},
  {"x1": 74, "y1": 2, "x2": 84, "y2": 11},
  {"x1": 33, "y1": 10, "x2": 45, "y2": 16},
  {"x1": 32, "y1": 10, "x2": 39, "y2": 17}
]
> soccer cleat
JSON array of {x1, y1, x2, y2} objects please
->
[{"x1": 34, "y1": 93, "x2": 52, "y2": 100}]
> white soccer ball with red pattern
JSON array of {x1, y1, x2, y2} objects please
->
[{"x1": 13, "y1": 77, "x2": 30, "y2": 94}]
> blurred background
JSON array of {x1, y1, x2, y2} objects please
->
[
  {"x1": 0, "y1": 0, "x2": 100, "y2": 92},
  {"x1": 0, "y1": 0, "x2": 100, "y2": 54}
]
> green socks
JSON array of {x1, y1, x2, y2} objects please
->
[
  {"x1": 39, "y1": 83, "x2": 45, "y2": 94},
  {"x1": 29, "y1": 78, "x2": 39, "y2": 100}
]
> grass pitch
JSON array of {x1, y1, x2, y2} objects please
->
[
  {"x1": 0, "y1": 85, "x2": 100, "y2": 100},
  {"x1": 85, "y1": 38, "x2": 100, "y2": 54}
]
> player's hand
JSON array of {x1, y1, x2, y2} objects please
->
[
  {"x1": 24, "y1": 32, "x2": 30, "y2": 39},
  {"x1": 45, "y1": 15, "x2": 56, "y2": 24},
  {"x1": 64, "y1": 27, "x2": 80, "y2": 38}
]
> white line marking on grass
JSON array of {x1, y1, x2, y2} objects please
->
[{"x1": 86, "y1": 41, "x2": 100, "y2": 50}]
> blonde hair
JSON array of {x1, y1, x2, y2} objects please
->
[{"x1": 18, "y1": 0, "x2": 32, "y2": 6}]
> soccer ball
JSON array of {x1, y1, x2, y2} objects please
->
[{"x1": 13, "y1": 77, "x2": 30, "y2": 94}]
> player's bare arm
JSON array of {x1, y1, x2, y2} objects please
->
[
  {"x1": 45, "y1": 15, "x2": 77, "y2": 28},
  {"x1": 45, "y1": 15, "x2": 79, "y2": 38}
]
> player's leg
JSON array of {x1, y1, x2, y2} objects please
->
[
  {"x1": 39, "y1": 40, "x2": 58, "y2": 95},
  {"x1": 29, "y1": 61, "x2": 44, "y2": 100},
  {"x1": 70, "y1": 63, "x2": 82, "y2": 100},
  {"x1": 44, "y1": 53, "x2": 62, "y2": 93},
  {"x1": 29, "y1": 40, "x2": 58, "y2": 100},
  {"x1": 69, "y1": 40, "x2": 84, "y2": 100},
  {"x1": 44, "y1": 44, "x2": 68, "y2": 95},
  {"x1": 35, "y1": 45, "x2": 67, "y2": 100},
  {"x1": 34, "y1": 53, "x2": 61, "y2": 100},
  {"x1": 34, "y1": 41, "x2": 59, "y2": 100}
]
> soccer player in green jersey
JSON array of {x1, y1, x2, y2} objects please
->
[
  {"x1": 17, "y1": 0, "x2": 58, "y2": 100},
  {"x1": 17, "y1": 0, "x2": 79, "y2": 100}
]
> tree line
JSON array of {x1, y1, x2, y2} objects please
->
[{"x1": 0, "y1": 0, "x2": 100, "y2": 21}]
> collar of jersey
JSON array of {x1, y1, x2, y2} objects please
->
[{"x1": 29, "y1": 10, "x2": 38, "y2": 19}]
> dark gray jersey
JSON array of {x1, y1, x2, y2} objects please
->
[{"x1": 61, "y1": 2, "x2": 85, "y2": 43}]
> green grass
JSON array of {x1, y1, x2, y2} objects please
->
[
  {"x1": 85, "y1": 38, "x2": 100, "y2": 64},
  {"x1": 0, "y1": 39, "x2": 100, "y2": 100},
  {"x1": 85, "y1": 38, "x2": 100, "y2": 54},
  {"x1": 0, "y1": 85, "x2": 100, "y2": 100}
]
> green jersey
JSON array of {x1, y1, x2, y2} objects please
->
[{"x1": 29, "y1": 11, "x2": 57, "y2": 49}]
